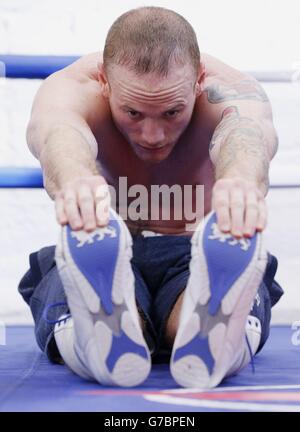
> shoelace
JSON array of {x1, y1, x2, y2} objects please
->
[
  {"x1": 245, "y1": 334, "x2": 256, "y2": 374},
  {"x1": 43, "y1": 302, "x2": 71, "y2": 326}
]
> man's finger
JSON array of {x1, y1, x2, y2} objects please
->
[
  {"x1": 78, "y1": 185, "x2": 96, "y2": 232},
  {"x1": 213, "y1": 189, "x2": 231, "y2": 232},
  {"x1": 95, "y1": 184, "x2": 110, "y2": 203},
  {"x1": 230, "y1": 188, "x2": 245, "y2": 238},
  {"x1": 64, "y1": 190, "x2": 83, "y2": 230},
  {"x1": 55, "y1": 195, "x2": 68, "y2": 225},
  {"x1": 256, "y1": 199, "x2": 268, "y2": 232},
  {"x1": 244, "y1": 190, "x2": 259, "y2": 237},
  {"x1": 94, "y1": 184, "x2": 111, "y2": 226},
  {"x1": 96, "y1": 199, "x2": 110, "y2": 226}
]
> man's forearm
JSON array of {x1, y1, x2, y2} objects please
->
[
  {"x1": 210, "y1": 107, "x2": 278, "y2": 195},
  {"x1": 215, "y1": 123, "x2": 270, "y2": 194},
  {"x1": 37, "y1": 126, "x2": 99, "y2": 199}
]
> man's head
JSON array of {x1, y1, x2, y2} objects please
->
[{"x1": 99, "y1": 6, "x2": 205, "y2": 163}]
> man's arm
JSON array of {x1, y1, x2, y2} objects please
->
[
  {"x1": 205, "y1": 77, "x2": 278, "y2": 238},
  {"x1": 28, "y1": 121, "x2": 99, "y2": 198},
  {"x1": 27, "y1": 69, "x2": 110, "y2": 231}
]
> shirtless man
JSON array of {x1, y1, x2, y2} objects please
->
[{"x1": 19, "y1": 6, "x2": 283, "y2": 388}]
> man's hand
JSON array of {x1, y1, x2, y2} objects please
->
[
  {"x1": 55, "y1": 175, "x2": 111, "y2": 232},
  {"x1": 212, "y1": 177, "x2": 267, "y2": 238}
]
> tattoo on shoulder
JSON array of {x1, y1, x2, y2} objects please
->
[
  {"x1": 204, "y1": 79, "x2": 269, "y2": 104},
  {"x1": 209, "y1": 105, "x2": 263, "y2": 153}
]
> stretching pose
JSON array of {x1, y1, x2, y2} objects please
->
[{"x1": 19, "y1": 7, "x2": 283, "y2": 388}]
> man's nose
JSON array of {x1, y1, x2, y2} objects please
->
[{"x1": 141, "y1": 119, "x2": 165, "y2": 146}]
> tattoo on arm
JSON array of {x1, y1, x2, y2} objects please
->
[
  {"x1": 210, "y1": 106, "x2": 269, "y2": 191},
  {"x1": 204, "y1": 79, "x2": 269, "y2": 104},
  {"x1": 215, "y1": 127, "x2": 268, "y2": 174},
  {"x1": 215, "y1": 126, "x2": 270, "y2": 192},
  {"x1": 209, "y1": 105, "x2": 259, "y2": 153}
]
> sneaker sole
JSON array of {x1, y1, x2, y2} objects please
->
[
  {"x1": 58, "y1": 208, "x2": 151, "y2": 387},
  {"x1": 170, "y1": 212, "x2": 268, "y2": 388}
]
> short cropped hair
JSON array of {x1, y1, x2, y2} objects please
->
[{"x1": 103, "y1": 6, "x2": 200, "y2": 78}]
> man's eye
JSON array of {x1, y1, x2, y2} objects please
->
[
  {"x1": 165, "y1": 110, "x2": 179, "y2": 118},
  {"x1": 127, "y1": 110, "x2": 140, "y2": 119}
]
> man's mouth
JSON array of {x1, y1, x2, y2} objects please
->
[{"x1": 135, "y1": 143, "x2": 170, "y2": 152}]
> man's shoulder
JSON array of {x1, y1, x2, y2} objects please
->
[
  {"x1": 192, "y1": 55, "x2": 250, "y2": 131},
  {"x1": 62, "y1": 51, "x2": 103, "y2": 82},
  {"x1": 202, "y1": 53, "x2": 251, "y2": 85}
]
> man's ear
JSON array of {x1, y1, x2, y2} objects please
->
[
  {"x1": 195, "y1": 62, "x2": 206, "y2": 96},
  {"x1": 98, "y1": 62, "x2": 110, "y2": 98}
]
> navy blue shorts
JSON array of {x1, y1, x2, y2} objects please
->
[{"x1": 18, "y1": 232, "x2": 284, "y2": 364}]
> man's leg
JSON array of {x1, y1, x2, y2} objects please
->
[
  {"x1": 164, "y1": 291, "x2": 185, "y2": 348},
  {"x1": 54, "y1": 208, "x2": 152, "y2": 386},
  {"x1": 164, "y1": 273, "x2": 272, "y2": 370},
  {"x1": 18, "y1": 245, "x2": 147, "y2": 362},
  {"x1": 19, "y1": 209, "x2": 152, "y2": 387},
  {"x1": 18, "y1": 245, "x2": 69, "y2": 364}
]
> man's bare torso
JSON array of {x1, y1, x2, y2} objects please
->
[{"x1": 60, "y1": 52, "x2": 249, "y2": 235}]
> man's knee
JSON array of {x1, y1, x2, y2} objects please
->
[{"x1": 164, "y1": 291, "x2": 185, "y2": 347}]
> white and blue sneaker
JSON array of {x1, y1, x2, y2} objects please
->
[
  {"x1": 170, "y1": 212, "x2": 268, "y2": 388},
  {"x1": 55, "y1": 208, "x2": 151, "y2": 387},
  {"x1": 54, "y1": 315, "x2": 94, "y2": 381}
]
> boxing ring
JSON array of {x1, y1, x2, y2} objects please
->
[{"x1": 0, "y1": 55, "x2": 300, "y2": 412}]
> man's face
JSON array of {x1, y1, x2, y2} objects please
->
[{"x1": 100, "y1": 63, "x2": 204, "y2": 163}]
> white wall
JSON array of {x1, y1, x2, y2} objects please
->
[
  {"x1": 0, "y1": 0, "x2": 300, "y2": 325},
  {"x1": 1, "y1": 0, "x2": 300, "y2": 70}
]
